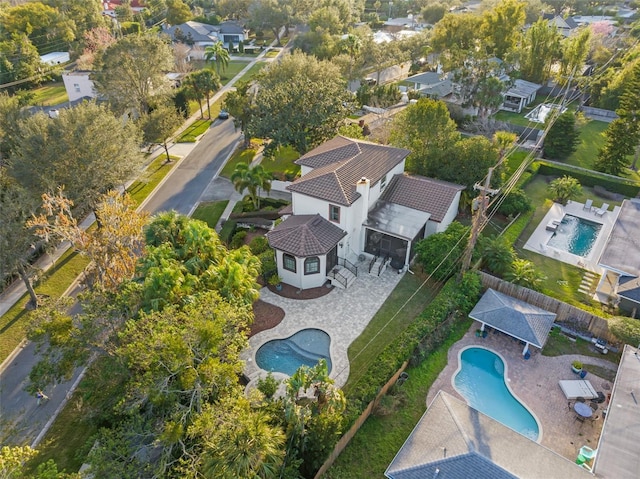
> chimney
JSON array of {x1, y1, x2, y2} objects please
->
[{"x1": 356, "y1": 177, "x2": 370, "y2": 220}]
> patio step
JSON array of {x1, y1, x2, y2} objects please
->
[{"x1": 578, "y1": 273, "x2": 597, "y2": 295}]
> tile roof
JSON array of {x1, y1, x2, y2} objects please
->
[
  {"x1": 599, "y1": 199, "x2": 640, "y2": 277},
  {"x1": 468, "y1": 289, "x2": 556, "y2": 348},
  {"x1": 381, "y1": 174, "x2": 464, "y2": 223},
  {"x1": 288, "y1": 137, "x2": 410, "y2": 206},
  {"x1": 266, "y1": 214, "x2": 346, "y2": 257},
  {"x1": 385, "y1": 391, "x2": 592, "y2": 479}
]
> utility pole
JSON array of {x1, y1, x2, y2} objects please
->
[{"x1": 459, "y1": 167, "x2": 496, "y2": 279}]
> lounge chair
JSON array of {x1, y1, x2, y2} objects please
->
[
  {"x1": 583, "y1": 199, "x2": 593, "y2": 211},
  {"x1": 594, "y1": 203, "x2": 610, "y2": 217}
]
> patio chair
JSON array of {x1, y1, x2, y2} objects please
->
[
  {"x1": 594, "y1": 203, "x2": 610, "y2": 217},
  {"x1": 583, "y1": 199, "x2": 593, "y2": 211},
  {"x1": 576, "y1": 396, "x2": 585, "y2": 403}
]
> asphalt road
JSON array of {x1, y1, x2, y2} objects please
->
[{"x1": 142, "y1": 117, "x2": 241, "y2": 215}]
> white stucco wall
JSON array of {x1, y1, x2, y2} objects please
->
[
  {"x1": 425, "y1": 190, "x2": 462, "y2": 236},
  {"x1": 274, "y1": 249, "x2": 328, "y2": 289},
  {"x1": 62, "y1": 72, "x2": 96, "y2": 102}
]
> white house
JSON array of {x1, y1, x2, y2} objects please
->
[
  {"x1": 62, "y1": 71, "x2": 97, "y2": 102},
  {"x1": 266, "y1": 136, "x2": 464, "y2": 290},
  {"x1": 40, "y1": 52, "x2": 70, "y2": 66},
  {"x1": 163, "y1": 21, "x2": 248, "y2": 57},
  {"x1": 501, "y1": 79, "x2": 542, "y2": 113}
]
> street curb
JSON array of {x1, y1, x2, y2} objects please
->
[
  {"x1": 137, "y1": 153, "x2": 188, "y2": 211},
  {"x1": 0, "y1": 338, "x2": 28, "y2": 375}
]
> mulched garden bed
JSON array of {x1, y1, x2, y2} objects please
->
[
  {"x1": 250, "y1": 299, "x2": 285, "y2": 337},
  {"x1": 266, "y1": 282, "x2": 334, "y2": 300}
]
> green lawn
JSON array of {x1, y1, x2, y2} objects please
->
[
  {"x1": 235, "y1": 61, "x2": 266, "y2": 84},
  {"x1": 324, "y1": 318, "x2": 473, "y2": 478},
  {"x1": 260, "y1": 145, "x2": 301, "y2": 179},
  {"x1": 30, "y1": 83, "x2": 68, "y2": 106},
  {"x1": 565, "y1": 119, "x2": 608, "y2": 170},
  {"x1": 344, "y1": 271, "x2": 440, "y2": 392},
  {"x1": 219, "y1": 147, "x2": 257, "y2": 178},
  {"x1": 264, "y1": 49, "x2": 280, "y2": 58},
  {"x1": 191, "y1": 200, "x2": 229, "y2": 228},
  {"x1": 219, "y1": 61, "x2": 252, "y2": 85},
  {"x1": 542, "y1": 328, "x2": 620, "y2": 366},
  {"x1": 176, "y1": 119, "x2": 212, "y2": 142},
  {"x1": 127, "y1": 155, "x2": 180, "y2": 206}
]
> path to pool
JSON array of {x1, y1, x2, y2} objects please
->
[
  {"x1": 428, "y1": 324, "x2": 618, "y2": 461},
  {"x1": 243, "y1": 267, "x2": 404, "y2": 388}
]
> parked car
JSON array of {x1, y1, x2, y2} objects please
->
[{"x1": 218, "y1": 109, "x2": 229, "y2": 120}]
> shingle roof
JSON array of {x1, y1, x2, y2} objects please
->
[
  {"x1": 599, "y1": 199, "x2": 640, "y2": 277},
  {"x1": 385, "y1": 391, "x2": 593, "y2": 479},
  {"x1": 288, "y1": 137, "x2": 410, "y2": 206},
  {"x1": 381, "y1": 174, "x2": 464, "y2": 223},
  {"x1": 617, "y1": 276, "x2": 640, "y2": 304},
  {"x1": 505, "y1": 79, "x2": 542, "y2": 99},
  {"x1": 468, "y1": 289, "x2": 556, "y2": 348},
  {"x1": 266, "y1": 214, "x2": 346, "y2": 257}
]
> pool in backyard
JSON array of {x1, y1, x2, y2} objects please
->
[
  {"x1": 255, "y1": 328, "x2": 332, "y2": 376},
  {"x1": 547, "y1": 214, "x2": 602, "y2": 257},
  {"x1": 454, "y1": 347, "x2": 540, "y2": 441}
]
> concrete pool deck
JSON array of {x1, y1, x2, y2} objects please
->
[
  {"x1": 242, "y1": 267, "x2": 404, "y2": 389},
  {"x1": 523, "y1": 200, "x2": 620, "y2": 273},
  {"x1": 428, "y1": 323, "x2": 618, "y2": 462}
]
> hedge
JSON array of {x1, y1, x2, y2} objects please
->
[
  {"x1": 343, "y1": 272, "x2": 482, "y2": 423},
  {"x1": 501, "y1": 210, "x2": 535, "y2": 246},
  {"x1": 537, "y1": 161, "x2": 640, "y2": 197}
]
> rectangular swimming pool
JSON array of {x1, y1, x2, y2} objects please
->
[{"x1": 546, "y1": 214, "x2": 602, "y2": 257}]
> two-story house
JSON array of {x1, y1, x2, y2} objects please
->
[{"x1": 266, "y1": 136, "x2": 464, "y2": 290}]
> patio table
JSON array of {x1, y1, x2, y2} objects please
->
[{"x1": 574, "y1": 402, "x2": 593, "y2": 418}]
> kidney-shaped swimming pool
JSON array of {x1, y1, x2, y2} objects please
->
[
  {"x1": 256, "y1": 328, "x2": 332, "y2": 376},
  {"x1": 453, "y1": 347, "x2": 540, "y2": 441}
]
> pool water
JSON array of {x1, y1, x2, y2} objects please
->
[
  {"x1": 454, "y1": 348, "x2": 539, "y2": 441},
  {"x1": 547, "y1": 214, "x2": 601, "y2": 257},
  {"x1": 255, "y1": 329, "x2": 332, "y2": 376}
]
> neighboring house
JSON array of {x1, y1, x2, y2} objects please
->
[
  {"x1": 385, "y1": 390, "x2": 593, "y2": 479},
  {"x1": 266, "y1": 136, "x2": 464, "y2": 290},
  {"x1": 501, "y1": 79, "x2": 542, "y2": 113},
  {"x1": 405, "y1": 71, "x2": 453, "y2": 99},
  {"x1": 163, "y1": 21, "x2": 248, "y2": 56},
  {"x1": 102, "y1": 0, "x2": 145, "y2": 19},
  {"x1": 61, "y1": 71, "x2": 184, "y2": 103},
  {"x1": 596, "y1": 198, "x2": 640, "y2": 314},
  {"x1": 40, "y1": 52, "x2": 70, "y2": 66},
  {"x1": 545, "y1": 14, "x2": 579, "y2": 37},
  {"x1": 62, "y1": 71, "x2": 97, "y2": 102}
]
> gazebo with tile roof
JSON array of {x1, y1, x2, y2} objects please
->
[{"x1": 469, "y1": 289, "x2": 556, "y2": 356}]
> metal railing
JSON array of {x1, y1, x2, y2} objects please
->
[
  {"x1": 327, "y1": 268, "x2": 347, "y2": 288},
  {"x1": 338, "y1": 257, "x2": 358, "y2": 277},
  {"x1": 377, "y1": 256, "x2": 389, "y2": 276},
  {"x1": 368, "y1": 255, "x2": 378, "y2": 274}
]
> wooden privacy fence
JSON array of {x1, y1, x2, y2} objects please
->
[
  {"x1": 479, "y1": 272, "x2": 615, "y2": 343},
  {"x1": 313, "y1": 361, "x2": 409, "y2": 479}
]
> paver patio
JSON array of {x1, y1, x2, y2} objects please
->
[
  {"x1": 242, "y1": 267, "x2": 404, "y2": 388},
  {"x1": 428, "y1": 323, "x2": 618, "y2": 462}
]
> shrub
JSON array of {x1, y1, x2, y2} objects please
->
[
  {"x1": 257, "y1": 372, "x2": 279, "y2": 399},
  {"x1": 258, "y1": 250, "x2": 277, "y2": 279},
  {"x1": 501, "y1": 209, "x2": 535, "y2": 246},
  {"x1": 219, "y1": 220, "x2": 237, "y2": 244},
  {"x1": 249, "y1": 236, "x2": 270, "y2": 255},
  {"x1": 230, "y1": 230, "x2": 248, "y2": 249},
  {"x1": 537, "y1": 161, "x2": 640, "y2": 197},
  {"x1": 414, "y1": 222, "x2": 469, "y2": 282},
  {"x1": 496, "y1": 187, "x2": 532, "y2": 217},
  {"x1": 572, "y1": 360, "x2": 583, "y2": 369},
  {"x1": 609, "y1": 316, "x2": 640, "y2": 346}
]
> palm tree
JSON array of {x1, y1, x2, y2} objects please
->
[
  {"x1": 230, "y1": 162, "x2": 273, "y2": 210},
  {"x1": 185, "y1": 73, "x2": 205, "y2": 119},
  {"x1": 548, "y1": 175, "x2": 582, "y2": 205},
  {"x1": 204, "y1": 41, "x2": 230, "y2": 77},
  {"x1": 478, "y1": 235, "x2": 515, "y2": 276},
  {"x1": 507, "y1": 259, "x2": 546, "y2": 291},
  {"x1": 190, "y1": 69, "x2": 221, "y2": 119}
]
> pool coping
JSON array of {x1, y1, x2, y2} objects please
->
[{"x1": 451, "y1": 345, "x2": 544, "y2": 443}]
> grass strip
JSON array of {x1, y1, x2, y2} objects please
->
[
  {"x1": 219, "y1": 147, "x2": 257, "y2": 178},
  {"x1": 191, "y1": 200, "x2": 229, "y2": 228},
  {"x1": 176, "y1": 119, "x2": 212, "y2": 143},
  {"x1": 345, "y1": 271, "x2": 438, "y2": 390},
  {"x1": 30, "y1": 83, "x2": 68, "y2": 106},
  {"x1": 127, "y1": 155, "x2": 180, "y2": 206},
  {"x1": 324, "y1": 318, "x2": 472, "y2": 478}
]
